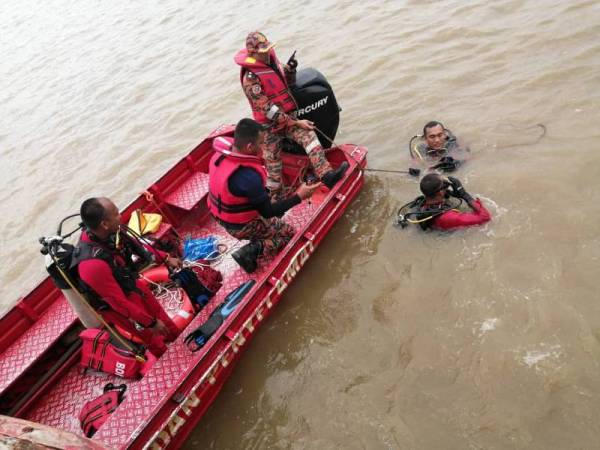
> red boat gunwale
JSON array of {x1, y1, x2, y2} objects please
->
[{"x1": 0, "y1": 125, "x2": 367, "y2": 449}]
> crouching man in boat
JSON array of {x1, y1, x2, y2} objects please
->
[
  {"x1": 209, "y1": 118, "x2": 320, "y2": 273},
  {"x1": 410, "y1": 121, "x2": 469, "y2": 173},
  {"x1": 235, "y1": 31, "x2": 348, "y2": 200},
  {"x1": 73, "y1": 197, "x2": 182, "y2": 357},
  {"x1": 397, "y1": 174, "x2": 491, "y2": 230}
]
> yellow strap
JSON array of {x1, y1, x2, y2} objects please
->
[
  {"x1": 53, "y1": 261, "x2": 147, "y2": 363},
  {"x1": 407, "y1": 208, "x2": 461, "y2": 224}
]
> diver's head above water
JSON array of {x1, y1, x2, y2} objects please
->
[
  {"x1": 420, "y1": 173, "x2": 450, "y2": 204},
  {"x1": 423, "y1": 121, "x2": 448, "y2": 152}
]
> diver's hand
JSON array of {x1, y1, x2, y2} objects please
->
[
  {"x1": 152, "y1": 319, "x2": 169, "y2": 336},
  {"x1": 295, "y1": 119, "x2": 314, "y2": 131},
  {"x1": 431, "y1": 156, "x2": 459, "y2": 172},
  {"x1": 448, "y1": 176, "x2": 473, "y2": 202},
  {"x1": 296, "y1": 182, "x2": 322, "y2": 200},
  {"x1": 165, "y1": 256, "x2": 182, "y2": 270},
  {"x1": 447, "y1": 176, "x2": 463, "y2": 194}
]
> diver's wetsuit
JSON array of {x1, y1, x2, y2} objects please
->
[
  {"x1": 430, "y1": 199, "x2": 491, "y2": 230},
  {"x1": 76, "y1": 231, "x2": 178, "y2": 357}
]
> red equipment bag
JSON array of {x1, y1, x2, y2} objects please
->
[
  {"x1": 191, "y1": 265, "x2": 223, "y2": 295},
  {"x1": 79, "y1": 328, "x2": 144, "y2": 379},
  {"x1": 79, "y1": 383, "x2": 127, "y2": 437}
]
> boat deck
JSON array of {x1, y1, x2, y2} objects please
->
[
  {"x1": 0, "y1": 137, "x2": 367, "y2": 449},
  {"x1": 22, "y1": 186, "x2": 322, "y2": 446}
]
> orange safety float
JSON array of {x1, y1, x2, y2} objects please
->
[{"x1": 114, "y1": 265, "x2": 196, "y2": 342}]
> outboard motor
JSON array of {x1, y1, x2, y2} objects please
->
[{"x1": 284, "y1": 68, "x2": 341, "y2": 153}]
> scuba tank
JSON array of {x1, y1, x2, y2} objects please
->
[
  {"x1": 42, "y1": 238, "x2": 102, "y2": 328},
  {"x1": 40, "y1": 214, "x2": 103, "y2": 329},
  {"x1": 283, "y1": 67, "x2": 341, "y2": 154}
]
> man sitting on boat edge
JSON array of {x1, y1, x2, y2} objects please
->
[
  {"x1": 235, "y1": 31, "x2": 348, "y2": 200},
  {"x1": 73, "y1": 197, "x2": 182, "y2": 357},
  {"x1": 208, "y1": 118, "x2": 320, "y2": 274}
]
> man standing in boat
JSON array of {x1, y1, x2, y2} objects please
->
[
  {"x1": 73, "y1": 197, "x2": 181, "y2": 356},
  {"x1": 209, "y1": 118, "x2": 319, "y2": 273},
  {"x1": 234, "y1": 31, "x2": 348, "y2": 200}
]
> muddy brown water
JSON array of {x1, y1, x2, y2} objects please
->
[{"x1": 2, "y1": 1, "x2": 600, "y2": 448}]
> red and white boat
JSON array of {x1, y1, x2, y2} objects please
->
[{"x1": 0, "y1": 123, "x2": 367, "y2": 449}]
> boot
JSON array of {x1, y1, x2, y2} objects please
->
[
  {"x1": 232, "y1": 241, "x2": 262, "y2": 274},
  {"x1": 321, "y1": 161, "x2": 349, "y2": 189}
]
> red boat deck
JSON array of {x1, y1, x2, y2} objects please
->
[
  {"x1": 23, "y1": 204, "x2": 316, "y2": 446},
  {"x1": 0, "y1": 128, "x2": 367, "y2": 449}
]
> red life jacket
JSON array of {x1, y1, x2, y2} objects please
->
[
  {"x1": 208, "y1": 136, "x2": 267, "y2": 224},
  {"x1": 79, "y1": 383, "x2": 127, "y2": 437},
  {"x1": 79, "y1": 328, "x2": 148, "y2": 379},
  {"x1": 234, "y1": 48, "x2": 297, "y2": 124}
]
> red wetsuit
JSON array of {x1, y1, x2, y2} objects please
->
[
  {"x1": 76, "y1": 231, "x2": 178, "y2": 357},
  {"x1": 431, "y1": 199, "x2": 491, "y2": 230}
]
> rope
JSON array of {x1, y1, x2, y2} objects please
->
[{"x1": 313, "y1": 126, "x2": 418, "y2": 177}]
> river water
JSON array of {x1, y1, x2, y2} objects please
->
[{"x1": 2, "y1": 0, "x2": 600, "y2": 448}]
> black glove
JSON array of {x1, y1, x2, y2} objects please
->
[
  {"x1": 431, "y1": 156, "x2": 460, "y2": 172},
  {"x1": 447, "y1": 176, "x2": 473, "y2": 202}
]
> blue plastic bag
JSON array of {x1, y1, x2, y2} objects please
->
[{"x1": 183, "y1": 236, "x2": 219, "y2": 261}]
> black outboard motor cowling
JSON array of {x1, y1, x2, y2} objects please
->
[{"x1": 289, "y1": 68, "x2": 340, "y2": 150}]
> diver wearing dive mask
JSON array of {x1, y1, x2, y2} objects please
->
[{"x1": 396, "y1": 174, "x2": 491, "y2": 230}]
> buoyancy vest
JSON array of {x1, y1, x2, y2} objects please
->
[
  {"x1": 234, "y1": 48, "x2": 297, "y2": 124},
  {"x1": 208, "y1": 136, "x2": 268, "y2": 224},
  {"x1": 71, "y1": 232, "x2": 153, "y2": 308}
]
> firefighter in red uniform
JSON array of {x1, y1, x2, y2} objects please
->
[
  {"x1": 398, "y1": 174, "x2": 491, "y2": 230},
  {"x1": 208, "y1": 119, "x2": 320, "y2": 273},
  {"x1": 73, "y1": 197, "x2": 182, "y2": 357},
  {"x1": 234, "y1": 31, "x2": 348, "y2": 200}
]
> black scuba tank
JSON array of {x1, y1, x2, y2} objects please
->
[{"x1": 289, "y1": 68, "x2": 340, "y2": 149}]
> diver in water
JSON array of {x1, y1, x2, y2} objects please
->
[
  {"x1": 397, "y1": 174, "x2": 491, "y2": 230},
  {"x1": 409, "y1": 121, "x2": 469, "y2": 173}
]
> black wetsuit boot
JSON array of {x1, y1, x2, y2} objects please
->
[
  {"x1": 232, "y1": 241, "x2": 262, "y2": 274},
  {"x1": 322, "y1": 161, "x2": 349, "y2": 189}
]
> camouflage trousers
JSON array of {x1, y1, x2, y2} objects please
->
[
  {"x1": 262, "y1": 124, "x2": 332, "y2": 195},
  {"x1": 223, "y1": 216, "x2": 295, "y2": 257}
]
